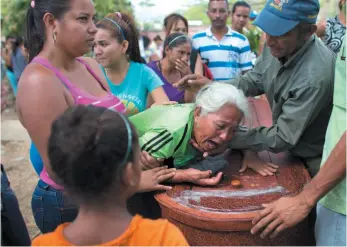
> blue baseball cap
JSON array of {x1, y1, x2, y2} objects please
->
[{"x1": 253, "y1": 0, "x2": 320, "y2": 36}]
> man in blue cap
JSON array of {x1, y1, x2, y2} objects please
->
[
  {"x1": 176, "y1": 0, "x2": 335, "y2": 178},
  {"x1": 251, "y1": 35, "x2": 346, "y2": 246}
]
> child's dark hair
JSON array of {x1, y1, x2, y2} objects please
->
[
  {"x1": 25, "y1": 0, "x2": 71, "y2": 62},
  {"x1": 163, "y1": 32, "x2": 191, "y2": 58},
  {"x1": 231, "y1": 1, "x2": 250, "y2": 14},
  {"x1": 96, "y1": 12, "x2": 143, "y2": 63},
  {"x1": 48, "y1": 105, "x2": 138, "y2": 205},
  {"x1": 163, "y1": 13, "x2": 188, "y2": 35}
]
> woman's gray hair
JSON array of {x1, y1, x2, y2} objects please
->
[{"x1": 195, "y1": 82, "x2": 248, "y2": 118}]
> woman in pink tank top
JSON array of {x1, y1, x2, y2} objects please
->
[{"x1": 16, "y1": 0, "x2": 126, "y2": 234}]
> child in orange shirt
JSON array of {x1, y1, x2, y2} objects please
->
[{"x1": 32, "y1": 105, "x2": 188, "y2": 246}]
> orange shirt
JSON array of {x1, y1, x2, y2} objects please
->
[{"x1": 31, "y1": 215, "x2": 189, "y2": 246}]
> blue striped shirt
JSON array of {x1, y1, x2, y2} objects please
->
[{"x1": 192, "y1": 27, "x2": 253, "y2": 81}]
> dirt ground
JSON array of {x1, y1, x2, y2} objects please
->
[{"x1": 1, "y1": 107, "x2": 40, "y2": 239}]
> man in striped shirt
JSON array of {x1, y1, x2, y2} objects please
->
[{"x1": 192, "y1": 0, "x2": 253, "y2": 81}]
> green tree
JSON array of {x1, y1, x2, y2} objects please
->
[
  {"x1": 94, "y1": 0, "x2": 133, "y2": 20},
  {"x1": 0, "y1": 0, "x2": 133, "y2": 37},
  {"x1": 1, "y1": 0, "x2": 28, "y2": 36}
]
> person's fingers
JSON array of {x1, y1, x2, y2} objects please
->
[
  {"x1": 264, "y1": 165, "x2": 277, "y2": 173},
  {"x1": 267, "y1": 163, "x2": 279, "y2": 169},
  {"x1": 239, "y1": 162, "x2": 248, "y2": 172},
  {"x1": 154, "y1": 184, "x2": 173, "y2": 191},
  {"x1": 175, "y1": 65, "x2": 183, "y2": 71},
  {"x1": 151, "y1": 166, "x2": 168, "y2": 172},
  {"x1": 142, "y1": 152, "x2": 162, "y2": 168},
  {"x1": 197, "y1": 170, "x2": 212, "y2": 179},
  {"x1": 160, "y1": 101, "x2": 178, "y2": 105},
  {"x1": 156, "y1": 170, "x2": 176, "y2": 182},
  {"x1": 213, "y1": 172, "x2": 223, "y2": 182},
  {"x1": 173, "y1": 75, "x2": 196, "y2": 88},
  {"x1": 252, "y1": 205, "x2": 272, "y2": 225},
  {"x1": 269, "y1": 223, "x2": 286, "y2": 239},
  {"x1": 258, "y1": 170, "x2": 268, "y2": 176},
  {"x1": 250, "y1": 213, "x2": 277, "y2": 236},
  {"x1": 199, "y1": 172, "x2": 223, "y2": 185},
  {"x1": 263, "y1": 168, "x2": 274, "y2": 176},
  {"x1": 259, "y1": 218, "x2": 282, "y2": 239},
  {"x1": 202, "y1": 152, "x2": 210, "y2": 158}
]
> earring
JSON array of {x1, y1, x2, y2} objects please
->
[{"x1": 53, "y1": 32, "x2": 57, "y2": 44}]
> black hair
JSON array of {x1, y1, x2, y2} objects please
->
[
  {"x1": 12, "y1": 36, "x2": 24, "y2": 54},
  {"x1": 5, "y1": 35, "x2": 15, "y2": 42},
  {"x1": 96, "y1": 13, "x2": 143, "y2": 63},
  {"x1": 48, "y1": 105, "x2": 139, "y2": 205},
  {"x1": 163, "y1": 13, "x2": 188, "y2": 36},
  {"x1": 153, "y1": 35, "x2": 162, "y2": 42},
  {"x1": 163, "y1": 32, "x2": 191, "y2": 58},
  {"x1": 208, "y1": 0, "x2": 229, "y2": 9},
  {"x1": 231, "y1": 1, "x2": 251, "y2": 14},
  {"x1": 142, "y1": 35, "x2": 151, "y2": 49},
  {"x1": 26, "y1": 0, "x2": 71, "y2": 62}
]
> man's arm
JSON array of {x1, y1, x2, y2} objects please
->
[
  {"x1": 251, "y1": 131, "x2": 346, "y2": 239},
  {"x1": 229, "y1": 84, "x2": 332, "y2": 153},
  {"x1": 223, "y1": 47, "x2": 266, "y2": 96}
]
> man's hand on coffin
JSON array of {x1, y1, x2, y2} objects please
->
[
  {"x1": 240, "y1": 151, "x2": 279, "y2": 176},
  {"x1": 250, "y1": 194, "x2": 312, "y2": 239}
]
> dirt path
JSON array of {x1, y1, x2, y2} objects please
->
[{"x1": 1, "y1": 108, "x2": 40, "y2": 239}]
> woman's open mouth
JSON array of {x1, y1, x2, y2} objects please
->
[{"x1": 207, "y1": 140, "x2": 218, "y2": 149}]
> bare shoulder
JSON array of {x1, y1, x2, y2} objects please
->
[{"x1": 18, "y1": 63, "x2": 63, "y2": 92}]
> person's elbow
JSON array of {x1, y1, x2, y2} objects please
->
[{"x1": 267, "y1": 134, "x2": 296, "y2": 153}]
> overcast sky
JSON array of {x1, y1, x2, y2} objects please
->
[{"x1": 131, "y1": 0, "x2": 196, "y2": 22}]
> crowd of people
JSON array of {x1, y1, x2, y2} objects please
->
[{"x1": 1, "y1": 0, "x2": 346, "y2": 246}]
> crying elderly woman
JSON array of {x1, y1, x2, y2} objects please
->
[{"x1": 129, "y1": 82, "x2": 248, "y2": 186}]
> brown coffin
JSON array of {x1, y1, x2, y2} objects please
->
[{"x1": 154, "y1": 98, "x2": 312, "y2": 246}]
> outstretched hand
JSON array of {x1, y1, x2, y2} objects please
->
[
  {"x1": 173, "y1": 74, "x2": 211, "y2": 92},
  {"x1": 138, "y1": 166, "x2": 176, "y2": 192}
]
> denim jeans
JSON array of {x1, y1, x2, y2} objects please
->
[
  {"x1": 315, "y1": 203, "x2": 346, "y2": 246},
  {"x1": 1, "y1": 165, "x2": 31, "y2": 246},
  {"x1": 32, "y1": 179, "x2": 78, "y2": 233}
]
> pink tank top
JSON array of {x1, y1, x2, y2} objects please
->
[{"x1": 32, "y1": 57, "x2": 126, "y2": 190}]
